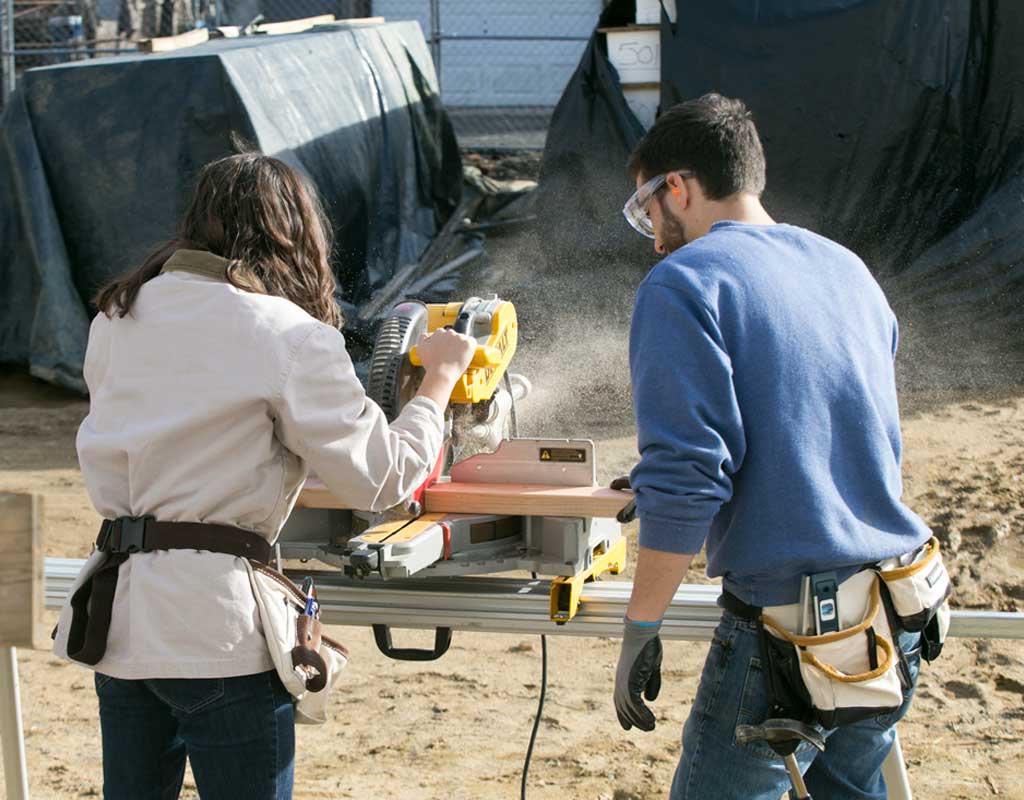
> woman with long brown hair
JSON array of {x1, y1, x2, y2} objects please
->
[{"x1": 52, "y1": 153, "x2": 475, "y2": 799}]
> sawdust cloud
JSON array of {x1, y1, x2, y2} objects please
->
[{"x1": 462, "y1": 225, "x2": 649, "y2": 441}]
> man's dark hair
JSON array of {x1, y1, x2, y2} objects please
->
[{"x1": 628, "y1": 93, "x2": 766, "y2": 200}]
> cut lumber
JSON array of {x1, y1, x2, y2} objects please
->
[
  {"x1": 425, "y1": 483, "x2": 633, "y2": 518},
  {"x1": 314, "y1": 16, "x2": 385, "y2": 28},
  {"x1": 139, "y1": 26, "x2": 209, "y2": 53},
  {"x1": 297, "y1": 478, "x2": 348, "y2": 509},
  {"x1": 255, "y1": 14, "x2": 335, "y2": 35},
  {"x1": 296, "y1": 479, "x2": 635, "y2": 518},
  {"x1": 0, "y1": 494, "x2": 47, "y2": 649}
]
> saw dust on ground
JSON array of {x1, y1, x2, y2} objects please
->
[{"x1": 2, "y1": 353, "x2": 1023, "y2": 800}]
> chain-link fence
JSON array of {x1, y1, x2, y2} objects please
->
[
  {"x1": 2, "y1": 0, "x2": 603, "y2": 150},
  {"x1": 377, "y1": 1, "x2": 601, "y2": 151},
  {"x1": 0, "y1": 0, "x2": 373, "y2": 105}
]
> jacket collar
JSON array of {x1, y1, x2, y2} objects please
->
[{"x1": 162, "y1": 249, "x2": 231, "y2": 281}]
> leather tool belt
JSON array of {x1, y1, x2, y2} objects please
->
[{"x1": 65, "y1": 516, "x2": 272, "y2": 665}]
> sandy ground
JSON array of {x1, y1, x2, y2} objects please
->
[{"x1": 0, "y1": 358, "x2": 1022, "y2": 800}]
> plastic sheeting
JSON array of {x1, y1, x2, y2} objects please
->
[
  {"x1": 539, "y1": 0, "x2": 1024, "y2": 386},
  {"x1": 534, "y1": 0, "x2": 651, "y2": 271},
  {"x1": 0, "y1": 21, "x2": 462, "y2": 392}
]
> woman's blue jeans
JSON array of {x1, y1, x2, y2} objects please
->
[
  {"x1": 95, "y1": 669, "x2": 295, "y2": 800},
  {"x1": 670, "y1": 610, "x2": 921, "y2": 799}
]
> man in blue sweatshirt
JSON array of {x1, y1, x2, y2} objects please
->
[{"x1": 613, "y1": 93, "x2": 932, "y2": 799}]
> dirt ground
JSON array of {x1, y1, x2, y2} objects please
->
[{"x1": 1, "y1": 355, "x2": 1022, "y2": 799}]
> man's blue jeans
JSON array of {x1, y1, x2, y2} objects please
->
[
  {"x1": 95, "y1": 669, "x2": 295, "y2": 800},
  {"x1": 670, "y1": 610, "x2": 921, "y2": 799}
]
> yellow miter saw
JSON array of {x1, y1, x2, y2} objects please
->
[{"x1": 280, "y1": 296, "x2": 627, "y2": 656}]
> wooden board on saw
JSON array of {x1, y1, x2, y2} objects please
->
[
  {"x1": 424, "y1": 482, "x2": 632, "y2": 518},
  {"x1": 297, "y1": 478, "x2": 634, "y2": 518},
  {"x1": 297, "y1": 478, "x2": 346, "y2": 509}
]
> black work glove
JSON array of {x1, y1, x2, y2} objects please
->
[
  {"x1": 609, "y1": 476, "x2": 637, "y2": 524},
  {"x1": 614, "y1": 618, "x2": 663, "y2": 731}
]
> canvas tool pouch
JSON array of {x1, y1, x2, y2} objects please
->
[
  {"x1": 732, "y1": 569, "x2": 905, "y2": 729},
  {"x1": 764, "y1": 570, "x2": 904, "y2": 728},
  {"x1": 244, "y1": 560, "x2": 348, "y2": 724},
  {"x1": 877, "y1": 536, "x2": 951, "y2": 661}
]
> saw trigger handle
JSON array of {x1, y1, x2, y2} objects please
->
[
  {"x1": 371, "y1": 624, "x2": 453, "y2": 661},
  {"x1": 408, "y1": 344, "x2": 502, "y2": 369},
  {"x1": 453, "y1": 308, "x2": 476, "y2": 335}
]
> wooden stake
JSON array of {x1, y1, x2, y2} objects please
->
[{"x1": 0, "y1": 493, "x2": 45, "y2": 650}]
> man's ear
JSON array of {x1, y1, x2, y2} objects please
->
[{"x1": 666, "y1": 172, "x2": 689, "y2": 208}]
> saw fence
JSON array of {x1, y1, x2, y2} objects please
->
[{"x1": 3, "y1": 491, "x2": 1024, "y2": 798}]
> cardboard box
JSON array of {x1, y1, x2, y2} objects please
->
[
  {"x1": 623, "y1": 83, "x2": 660, "y2": 129},
  {"x1": 601, "y1": 26, "x2": 660, "y2": 84}
]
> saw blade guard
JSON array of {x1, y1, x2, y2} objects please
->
[{"x1": 366, "y1": 300, "x2": 429, "y2": 422}]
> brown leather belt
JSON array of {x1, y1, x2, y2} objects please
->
[{"x1": 66, "y1": 516, "x2": 272, "y2": 666}]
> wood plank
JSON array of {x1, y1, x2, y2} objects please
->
[
  {"x1": 255, "y1": 14, "x2": 335, "y2": 35},
  {"x1": 424, "y1": 483, "x2": 633, "y2": 518},
  {"x1": 314, "y1": 16, "x2": 385, "y2": 28},
  {"x1": 139, "y1": 27, "x2": 209, "y2": 53},
  {"x1": 297, "y1": 478, "x2": 349, "y2": 509},
  {"x1": 296, "y1": 479, "x2": 635, "y2": 519},
  {"x1": 0, "y1": 494, "x2": 46, "y2": 649}
]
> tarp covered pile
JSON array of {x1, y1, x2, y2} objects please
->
[
  {"x1": 538, "y1": 0, "x2": 1024, "y2": 387},
  {"x1": 0, "y1": 21, "x2": 462, "y2": 392}
]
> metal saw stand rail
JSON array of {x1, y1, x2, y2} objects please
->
[{"x1": 43, "y1": 558, "x2": 1024, "y2": 639}]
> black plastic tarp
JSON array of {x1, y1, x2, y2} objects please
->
[
  {"x1": 0, "y1": 20, "x2": 461, "y2": 392},
  {"x1": 538, "y1": 0, "x2": 1024, "y2": 386}
]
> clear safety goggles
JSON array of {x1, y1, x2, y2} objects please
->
[{"x1": 622, "y1": 171, "x2": 693, "y2": 238}]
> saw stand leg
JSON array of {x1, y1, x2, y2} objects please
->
[
  {"x1": 0, "y1": 646, "x2": 30, "y2": 800},
  {"x1": 550, "y1": 537, "x2": 627, "y2": 624},
  {"x1": 882, "y1": 730, "x2": 913, "y2": 800}
]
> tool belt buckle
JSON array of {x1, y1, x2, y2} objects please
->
[{"x1": 114, "y1": 515, "x2": 153, "y2": 554}]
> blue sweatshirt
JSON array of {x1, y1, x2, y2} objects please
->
[{"x1": 629, "y1": 221, "x2": 931, "y2": 606}]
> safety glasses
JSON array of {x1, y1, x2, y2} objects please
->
[{"x1": 622, "y1": 171, "x2": 693, "y2": 238}]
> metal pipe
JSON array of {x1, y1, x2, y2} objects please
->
[
  {"x1": 428, "y1": 0, "x2": 441, "y2": 89},
  {"x1": 40, "y1": 558, "x2": 1024, "y2": 640},
  {"x1": 1, "y1": 0, "x2": 15, "y2": 104},
  {"x1": 0, "y1": 647, "x2": 29, "y2": 800}
]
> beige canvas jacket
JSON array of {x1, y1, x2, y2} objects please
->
[{"x1": 53, "y1": 250, "x2": 444, "y2": 679}]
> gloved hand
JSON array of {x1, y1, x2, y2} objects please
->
[
  {"x1": 614, "y1": 617, "x2": 663, "y2": 731},
  {"x1": 609, "y1": 476, "x2": 637, "y2": 524}
]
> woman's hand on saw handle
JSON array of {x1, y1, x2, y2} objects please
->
[{"x1": 415, "y1": 329, "x2": 476, "y2": 409}]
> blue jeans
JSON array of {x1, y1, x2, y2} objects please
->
[
  {"x1": 95, "y1": 669, "x2": 295, "y2": 800},
  {"x1": 670, "y1": 611, "x2": 921, "y2": 799}
]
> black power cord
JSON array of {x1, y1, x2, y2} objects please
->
[
  {"x1": 521, "y1": 596, "x2": 547, "y2": 800},
  {"x1": 502, "y1": 370, "x2": 547, "y2": 800}
]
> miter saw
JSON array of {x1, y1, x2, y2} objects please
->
[{"x1": 277, "y1": 296, "x2": 627, "y2": 657}]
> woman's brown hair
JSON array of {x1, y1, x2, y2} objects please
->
[{"x1": 94, "y1": 153, "x2": 342, "y2": 328}]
